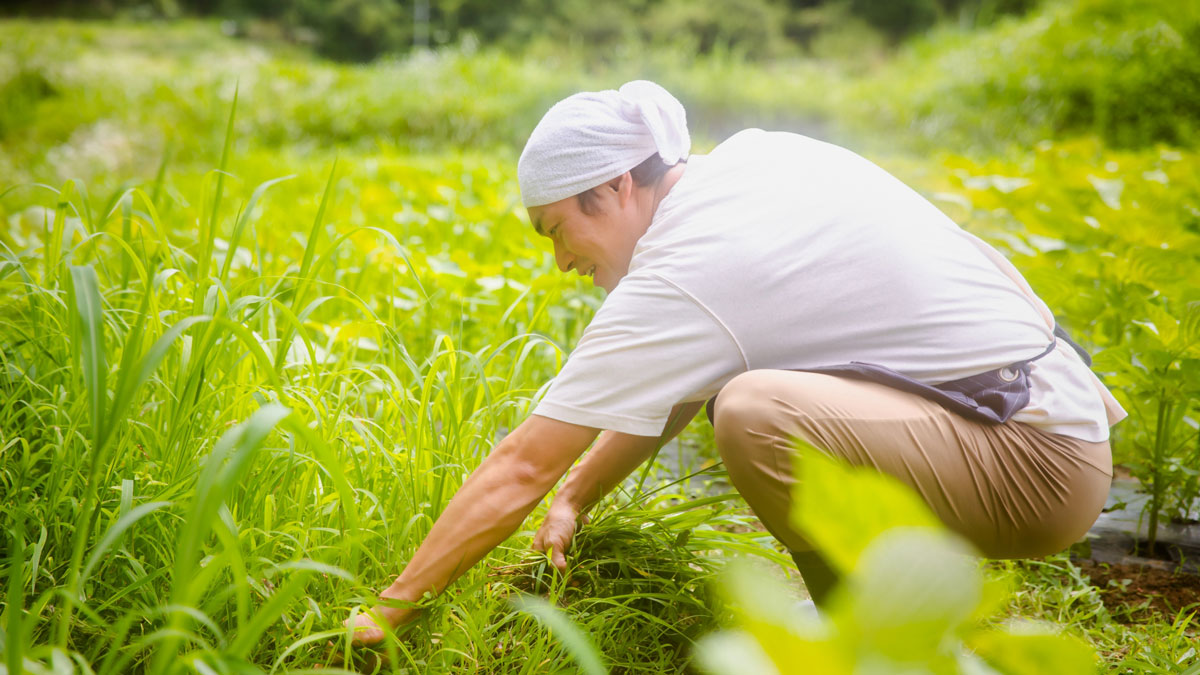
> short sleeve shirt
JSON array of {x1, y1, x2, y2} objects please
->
[{"x1": 533, "y1": 130, "x2": 1114, "y2": 442}]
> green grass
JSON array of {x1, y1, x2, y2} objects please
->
[
  {"x1": 0, "y1": 55, "x2": 783, "y2": 670},
  {"x1": 2, "y1": 11, "x2": 1199, "y2": 674}
]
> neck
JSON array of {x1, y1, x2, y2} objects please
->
[
  {"x1": 636, "y1": 162, "x2": 687, "y2": 232},
  {"x1": 651, "y1": 162, "x2": 687, "y2": 213}
]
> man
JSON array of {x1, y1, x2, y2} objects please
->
[{"x1": 348, "y1": 81, "x2": 1124, "y2": 643}]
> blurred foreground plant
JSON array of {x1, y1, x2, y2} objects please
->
[{"x1": 695, "y1": 445, "x2": 1099, "y2": 675}]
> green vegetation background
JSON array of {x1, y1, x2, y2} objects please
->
[{"x1": 1, "y1": 0, "x2": 1199, "y2": 672}]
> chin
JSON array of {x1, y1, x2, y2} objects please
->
[
  {"x1": 597, "y1": 269, "x2": 628, "y2": 293},
  {"x1": 592, "y1": 271, "x2": 608, "y2": 291}
]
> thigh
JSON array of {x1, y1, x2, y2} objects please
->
[{"x1": 712, "y1": 369, "x2": 1111, "y2": 558}]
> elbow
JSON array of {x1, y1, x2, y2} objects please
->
[{"x1": 492, "y1": 435, "x2": 564, "y2": 492}]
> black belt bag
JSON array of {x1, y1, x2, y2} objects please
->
[{"x1": 706, "y1": 326, "x2": 1090, "y2": 426}]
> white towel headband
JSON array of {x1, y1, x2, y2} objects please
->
[{"x1": 517, "y1": 80, "x2": 691, "y2": 208}]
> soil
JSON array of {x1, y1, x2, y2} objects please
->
[{"x1": 1076, "y1": 560, "x2": 1200, "y2": 623}]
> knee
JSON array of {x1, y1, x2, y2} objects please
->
[{"x1": 712, "y1": 371, "x2": 785, "y2": 461}]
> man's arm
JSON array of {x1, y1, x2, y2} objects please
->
[
  {"x1": 558, "y1": 401, "x2": 704, "y2": 513},
  {"x1": 350, "y1": 414, "x2": 598, "y2": 642},
  {"x1": 533, "y1": 401, "x2": 704, "y2": 570}
]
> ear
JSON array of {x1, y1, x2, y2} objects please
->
[{"x1": 609, "y1": 171, "x2": 634, "y2": 209}]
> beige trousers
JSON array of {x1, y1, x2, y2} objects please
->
[{"x1": 711, "y1": 370, "x2": 1113, "y2": 559}]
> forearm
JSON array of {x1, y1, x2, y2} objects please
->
[
  {"x1": 383, "y1": 419, "x2": 594, "y2": 607},
  {"x1": 553, "y1": 431, "x2": 657, "y2": 512},
  {"x1": 555, "y1": 401, "x2": 703, "y2": 512}
]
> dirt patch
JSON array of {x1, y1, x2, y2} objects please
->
[{"x1": 1077, "y1": 560, "x2": 1200, "y2": 623}]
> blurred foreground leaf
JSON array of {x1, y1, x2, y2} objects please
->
[
  {"x1": 791, "y1": 443, "x2": 946, "y2": 573},
  {"x1": 697, "y1": 447, "x2": 1099, "y2": 674}
]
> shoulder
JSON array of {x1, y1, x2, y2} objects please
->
[{"x1": 699, "y1": 130, "x2": 866, "y2": 181}]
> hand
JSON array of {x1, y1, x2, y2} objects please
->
[
  {"x1": 343, "y1": 590, "x2": 418, "y2": 646},
  {"x1": 532, "y1": 501, "x2": 588, "y2": 572}
]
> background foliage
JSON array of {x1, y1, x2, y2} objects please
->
[
  {"x1": 2, "y1": 0, "x2": 1199, "y2": 672},
  {"x1": 3, "y1": 0, "x2": 1043, "y2": 60}
]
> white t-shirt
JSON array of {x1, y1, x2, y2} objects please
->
[{"x1": 533, "y1": 130, "x2": 1118, "y2": 442}]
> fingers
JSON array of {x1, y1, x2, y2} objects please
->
[
  {"x1": 532, "y1": 527, "x2": 572, "y2": 571},
  {"x1": 532, "y1": 517, "x2": 552, "y2": 551},
  {"x1": 345, "y1": 612, "x2": 385, "y2": 646},
  {"x1": 532, "y1": 507, "x2": 587, "y2": 572}
]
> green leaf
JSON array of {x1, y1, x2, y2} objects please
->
[
  {"x1": 104, "y1": 315, "x2": 210, "y2": 452},
  {"x1": 80, "y1": 501, "x2": 171, "y2": 588},
  {"x1": 713, "y1": 559, "x2": 845, "y2": 671},
  {"x1": 694, "y1": 631, "x2": 784, "y2": 675},
  {"x1": 969, "y1": 625, "x2": 1098, "y2": 674},
  {"x1": 219, "y1": 174, "x2": 295, "y2": 282},
  {"x1": 790, "y1": 444, "x2": 947, "y2": 573},
  {"x1": 833, "y1": 528, "x2": 982, "y2": 664},
  {"x1": 1144, "y1": 303, "x2": 1180, "y2": 347},
  {"x1": 1178, "y1": 302, "x2": 1200, "y2": 355},
  {"x1": 69, "y1": 264, "x2": 107, "y2": 448},
  {"x1": 511, "y1": 595, "x2": 608, "y2": 675},
  {"x1": 5, "y1": 516, "x2": 26, "y2": 675},
  {"x1": 227, "y1": 560, "x2": 352, "y2": 658},
  {"x1": 149, "y1": 404, "x2": 290, "y2": 674}
]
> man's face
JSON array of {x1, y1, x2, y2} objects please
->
[{"x1": 527, "y1": 183, "x2": 642, "y2": 293}]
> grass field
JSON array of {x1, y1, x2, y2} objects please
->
[{"x1": 2, "y1": 12, "x2": 1198, "y2": 674}]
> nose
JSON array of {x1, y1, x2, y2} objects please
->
[{"x1": 553, "y1": 241, "x2": 575, "y2": 273}]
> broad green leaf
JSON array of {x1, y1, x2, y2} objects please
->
[
  {"x1": 1179, "y1": 302, "x2": 1200, "y2": 354},
  {"x1": 152, "y1": 404, "x2": 291, "y2": 674},
  {"x1": 834, "y1": 528, "x2": 982, "y2": 665},
  {"x1": 1144, "y1": 303, "x2": 1180, "y2": 347},
  {"x1": 694, "y1": 631, "x2": 781, "y2": 675},
  {"x1": 704, "y1": 560, "x2": 851, "y2": 674},
  {"x1": 969, "y1": 625, "x2": 1098, "y2": 674},
  {"x1": 790, "y1": 444, "x2": 946, "y2": 573}
]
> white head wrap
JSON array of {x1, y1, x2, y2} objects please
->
[{"x1": 517, "y1": 80, "x2": 690, "y2": 208}]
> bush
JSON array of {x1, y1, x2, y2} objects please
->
[
  {"x1": 850, "y1": 0, "x2": 939, "y2": 42},
  {"x1": 852, "y1": 0, "x2": 1200, "y2": 151}
]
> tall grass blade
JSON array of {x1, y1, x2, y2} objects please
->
[
  {"x1": 227, "y1": 561, "x2": 351, "y2": 658},
  {"x1": 274, "y1": 160, "x2": 337, "y2": 369},
  {"x1": 5, "y1": 516, "x2": 26, "y2": 675},
  {"x1": 193, "y1": 84, "x2": 238, "y2": 312},
  {"x1": 79, "y1": 501, "x2": 172, "y2": 588},
  {"x1": 67, "y1": 264, "x2": 107, "y2": 448},
  {"x1": 104, "y1": 315, "x2": 209, "y2": 450},
  {"x1": 218, "y1": 174, "x2": 294, "y2": 282},
  {"x1": 153, "y1": 403, "x2": 291, "y2": 674},
  {"x1": 150, "y1": 140, "x2": 172, "y2": 208},
  {"x1": 511, "y1": 595, "x2": 609, "y2": 675}
]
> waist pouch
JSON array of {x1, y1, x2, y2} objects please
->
[{"x1": 706, "y1": 326, "x2": 1089, "y2": 426}]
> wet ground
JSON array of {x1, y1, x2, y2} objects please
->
[
  {"x1": 1075, "y1": 560, "x2": 1200, "y2": 622},
  {"x1": 1083, "y1": 478, "x2": 1200, "y2": 573}
]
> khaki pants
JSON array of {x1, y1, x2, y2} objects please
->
[{"x1": 711, "y1": 370, "x2": 1112, "y2": 559}]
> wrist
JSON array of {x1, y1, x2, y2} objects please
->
[
  {"x1": 554, "y1": 482, "x2": 603, "y2": 515},
  {"x1": 550, "y1": 493, "x2": 583, "y2": 516},
  {"x1": 380, "y1": 579, "x2": 424, "y2": 606}
]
